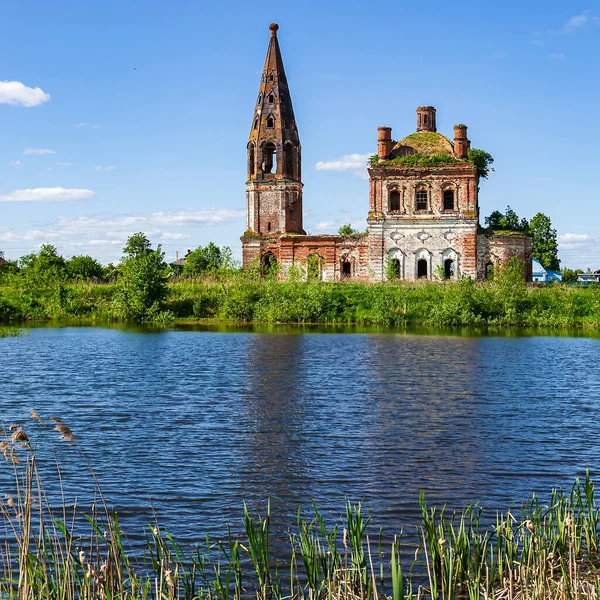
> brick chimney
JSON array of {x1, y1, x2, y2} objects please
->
[
  {"x1": 453, "y1": 124, "x2": 469, "y2": 159},
  {"x1": 377, "y1": 126, "x2": 393, "y2": 160},
  {"x1": 416, "y1": 106, "x2": 437, "y2": 132}
]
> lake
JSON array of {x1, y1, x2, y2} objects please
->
[{"x1": 1, "y1": 325, "x2": 600, "y2": 549}]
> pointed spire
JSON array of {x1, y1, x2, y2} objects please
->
[{"x1": 248, "y1": 23, "x2": 301, "y2": 182}]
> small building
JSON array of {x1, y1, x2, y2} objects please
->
[
  {"x1": 577, "y1": 269, "x2": 600, "y2": 283},
  {"x1": 169, "y1": 250, "x2": 191, "y2": 275},
  {"x1": 532, "y1": 258, "x2": 562, "y2": 283},
  {"x1": 0, "y1": 257, "x2": 6, "y2": 268}
]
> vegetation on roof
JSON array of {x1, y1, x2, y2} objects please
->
[
  {"x1": 370, "y1": 146, "x2": 495, "y2": 180},
  {"x1": 396, "y1": 132, "x2": 454, "y2": 156}
]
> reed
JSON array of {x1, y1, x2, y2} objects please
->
[{"x1": 2, "y1": 415, "x2": 600, "y2": 599}]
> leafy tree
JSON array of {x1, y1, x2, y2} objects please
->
[
  {"x1": 529, "y1": 212, "x2": 560, "y2": 271},
  {"x1": 485, "y1": 206, "x2": 529, "y2": 232},
  {"x1": 562, "y1": 268, "x2": 583, "y2": 282},
  {"x1": 113, "y1": 233, "x2": 171, "y2": 321},
  {"x1": 19, "y1": 244, "x2": 67, "y2": 287},
  {"x1": 183, "y1": 243, "x2": 233, "y2": 276},
  {"x1": 468, "y1": 148, "x2": 494, "y2": 179},
  {"x1": 66, "y1": 255, "x2": 106, "y2": 280},
  {"x1": 338, "y1": 224, "x2": 360, "y2": 235}
]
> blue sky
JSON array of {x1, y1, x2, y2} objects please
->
[{"x1": 0, "y1": 0, "x2": 598, "y2": 268}]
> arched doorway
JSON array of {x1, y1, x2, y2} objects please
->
[
  {"x1": 444, "y1": 259, "x2": 455, "y2": 279},
  {"x1": 261, "y1": 253, "x2": 278, "y2": 276},
  {"x1": 417, "y1": 259, "x2": 428, "y2": 279},
  {"x1": 485, "y1": 262, "x2": 494, "y2": 280}
]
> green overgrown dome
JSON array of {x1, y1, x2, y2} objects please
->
[{"x1": 393, "y1": 132, "x2": 454, "y2": 157}]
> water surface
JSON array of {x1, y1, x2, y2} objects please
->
[{"x1": 1, "y1": 326, "x2": 599, "y2": 547}]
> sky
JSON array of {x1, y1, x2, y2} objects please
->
[{"x1": 0, "y1": 0, "x2": 598, "y2": 269}]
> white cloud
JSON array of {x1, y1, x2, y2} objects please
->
[
  {"x1": 74, "y1": 122, "x2": 100, "y2": 129},
  {"x1": 93, "y1": 165, "x2": 116, "y2": 172},
  {"x1": 313, "y1": 221, "x2": 336, "y2": 232},
  {"x1": 0, "y1": 229, "x2": 47, "y2": 242},
  {"x1": 315, "y1": 153, "x2": 370, "y2": 179},
  {"x1": 0, "y1": 187, "x2": 95, "y2": 202},
  {"x1": 56, "y1": 161, "x2": 72, "y2": 167},
  {"x1": 563, "y1": 11, "x2": 590, "y2": 33},
  {"x1": 161, "y1": 232, "x2": 191, "y2": 240},
  {"x1": 548, "y1": 52, "x2": 566, "y2": 60},
  {"x1": 8, "y1": 160, "x2": 22, "y2": 167},
  {"x1": 23, "y1": 148, "x2": 56, "y2": 155},
  {"x1": 0, "y1": 81, "x2": 50, "y2": 107}
]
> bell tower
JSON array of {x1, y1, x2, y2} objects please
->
[{"x1": 245, "y1": 23, "x2": 304, "y2": 236}]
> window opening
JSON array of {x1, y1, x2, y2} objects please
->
[
  {"x1": 444, "y1": 259, "x2": 455, "y2": 279},
  {"x1": 307, "y1": 254, "x2": 321, "y2": 281},
  {"x1": 261, "y1": 142, "x2": 276, "y2": 174},
  {"x1": 417, "y1": 259, "x2": 428, "y2": 279},
  {"x1": 253, "y1": 117, "x2": 259, "y2": 130},
  {"x1": 268, "y1": 94, "x2": 274, "y2": 104},
  {"x1": 390, "y1": 258, "x2": 401, "y2": 279},
  {"x1": 248, "y1": 145, "x2": 255, "y2": 176},
  {"x1": 424, "y1": 114, "x2": 428, "y2": 126},
  {"x1": 266, "y1": 116, "x2": 274, "y2": 128},
  {"x1": 485, "y1": 262, "x2": 495, "y2": 280},
  {"x1": 267, "y1": 222, "x2": 271, "y2": 232},
  {"x1": 341, "y1": 261, "x2": 352, "y2": 279},
  {"x1": 269, "y1": 74, "x2": 274, "y2": 82},
  {"x1": 389, "y1": 190, "x2": 400, "y2": 211},
  {"x1": 443, "y1": 189, "x2": 455, "y2": 210},
  {"x1": 416, "y1": 189, "x2": 428, "y2": 211}
]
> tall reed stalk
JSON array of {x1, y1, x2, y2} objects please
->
[{"x1": 2, "y1": 414, "x2": 600, "y2": 600}]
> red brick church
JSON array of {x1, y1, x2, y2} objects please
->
[{"x1": 241, "y1": 24, "x2": 532, "y2": 281}]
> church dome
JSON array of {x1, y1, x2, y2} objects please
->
[{"x1": 392, "y1": 131, "x2": 454, "y2": 158}]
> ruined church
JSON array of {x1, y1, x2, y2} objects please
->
[{"x1": 241, "y1": 23, "x2": 532, "y2": 281}]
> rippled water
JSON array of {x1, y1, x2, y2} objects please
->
[{"x1": 1, "y1": 326, "x2": 600, "y2": 547}]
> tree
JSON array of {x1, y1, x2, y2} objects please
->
[
  {"x1": 66, "y1": 255, "x2": 106, "y2": 280},
  {"x1": 562, "y1": 268, "x2": 582, "y2": 282},
  {"x1": 529, "y1": 212, "x2": 560, "y2": 271},
  {"x1": 113, "y1": 233, "x2": 171, "y2": 321},
  {"x1": 468, "y1": 148, "x2": 494, "y2": 179},
  {"x1": 19, "y1": 244, "x2": 67, "y2": 287},
  {"x1": 183, "y1": 243, "x2": 233, "y2": 276},
  {"x1": 485, "y1": 206, "x2": 529, "y2": 232},
  {"x1": 338, "y1": 224, "x2": 360, "y2": 236}
]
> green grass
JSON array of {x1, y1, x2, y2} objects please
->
[
  {"x1": 3, "y1": 416, "x2": 600, "y2": 600},
  {"x1": 1, "y1": 275, "x2": 600, "y2": 329}
]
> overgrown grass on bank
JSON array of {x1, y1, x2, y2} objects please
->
[
  {"x1": 1, "y1": 275, "x2": 600, "y2": 328},
  {"x1": 3, "y1": 414, "x2": 600, "y2": 600}
]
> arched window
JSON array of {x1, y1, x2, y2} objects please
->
[
  {"x1": 443, "y1": 189, "x2": 455, "y2": 211},
  {"x1": 253, "y1": 117, "x2": 259, "y2": 130},
  {"x1": 444, "y1": 259, "x2": 455, "y2": 279},
  {"x1": 261, "y1": 142, "x2": 276, "y2": 174},
  {"x1": 389, "y1": 190, "x2": 400, "y2": 211},
  {"x1": 416, "y1": 189, "x2": 428, "y2": 211},
  {"x1": 485, "y1": 262, "x2": 495, "y2": 280},
  {"x1": 341, "y1": 260, "x2": 352, "y2": 279},
  {"x1": 269, "y1": 74, "x2": 274, "y2": 82},
  {"x1": 417, "y1": 259, "x2": 428, "y2": 278},
  {"x1": 266, "y1": 116, "x2": 274, "y2": 128},
  {"x1": 248, "y1": 143, "x2": 255, "y2": 177},
  {"x1": 268, "y1": 94, "x2": 274, "y2": 104}
]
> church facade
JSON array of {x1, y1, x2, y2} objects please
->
[{"x1": 241, "y1": 24, "x2": 532, "y2": 282}]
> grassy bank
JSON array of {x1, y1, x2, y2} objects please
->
[
  {"x1": 1, "y1": 275, "x2": 600, "y2": 328},
  {"x1": 3, "y1": 415, "x2": 600, "y2": 600}
]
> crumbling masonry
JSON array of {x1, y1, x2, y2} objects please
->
[{"x1": 241, "y1": 24, "x2": 532, "y2": 282}]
